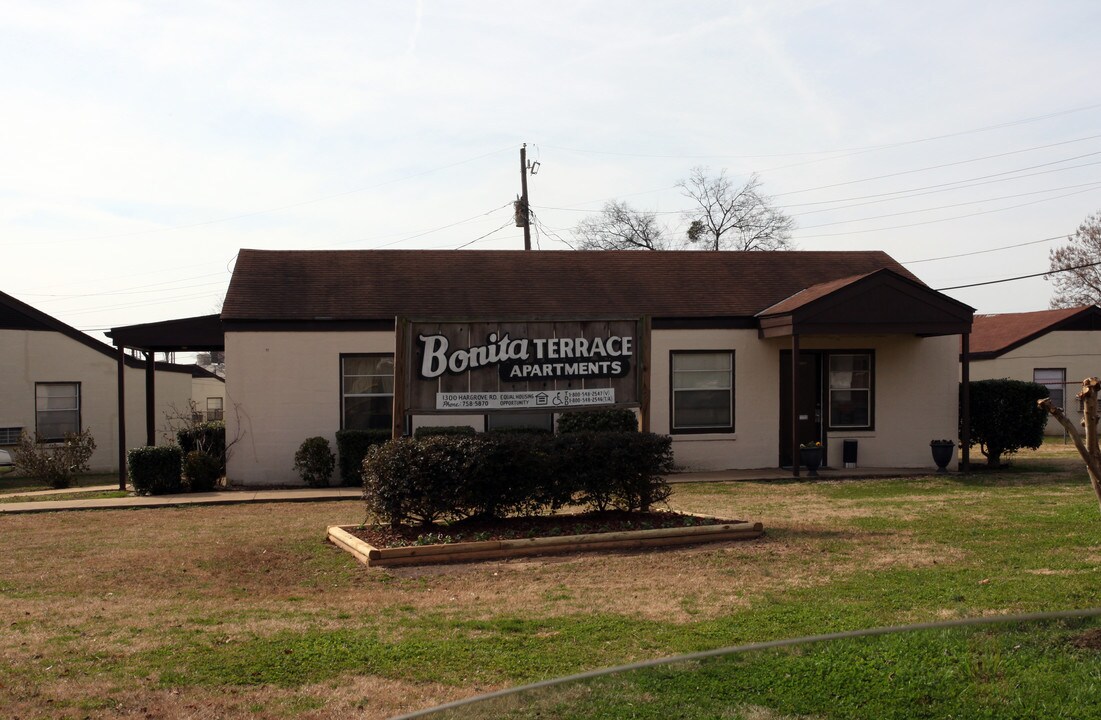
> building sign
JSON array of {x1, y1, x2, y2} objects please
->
[
  {"x1": 437, "y1": 388, "x2": 615, "y2": 410},
  {"x1": 405, "y1": 319, "x2": 641, "y2": 414},
  {"x1": 418, "y1": 332, "x2": 633, "y2": 380}
]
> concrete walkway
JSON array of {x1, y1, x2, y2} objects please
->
[
  {"x1": 0, "y1": 466, "x2": 937, "y2": 515},
  {"x1": 0, "y1": 486, "x2": 362, "y2": 514}
]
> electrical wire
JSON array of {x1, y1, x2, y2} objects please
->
[
  {"x1": 452, "y1": 220, "x2": 516, "y2": 250},
  {"x1": 26, "y1": 145, "x2": 517, "y2": 246},
  {"x1": 794, "y1": 181, "x2": 1101, "y2": 231},
  {"x1": 902, "y1": 235, "x2": 1066, "y2": 264},
  {"x1": 790, "y1": 186, "x2": 1101, "y2": 240},
  {"x1": 539, "y1": 102, "x2": 1101, "y2": 160},
  {"x1": 936, "y1": 260, "x2": 1101, "y2": 291},
  {"x1": 773, "y1": 148, "x2": 1101, "y2": 197}
]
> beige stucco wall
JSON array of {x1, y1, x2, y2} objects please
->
[
  {"x1": 649, "y1": 328, "x2": 777, "y2": 470},
  {"x1": 0, "y1": 329, "x2": 193, "y2": 472},
  {"x1": 225, "y1": 331, "x2": 395, "y2": 486},
  {"x1": 968, "y1": 330, "x2": 1101, "y2": 434},
  {"x1": 649, "y1": 330, "x2": 959, "y2": 471},
  {"x1": 225, "y1": 327, "x2": 961, "y2": 483},
  {"x1": 791, "y1": 333, "x2": 960, "y2": 470}
]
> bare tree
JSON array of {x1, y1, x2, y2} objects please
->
[
  {"x1": 1047, "y1": 211, "x2": 1101, "y2": 308},
  {"x1": 573, "y1": 201, "x2": 673, "y2": 251},
  {"x1": 679, "y1": 168, "x2": 794, "y2": 251}
]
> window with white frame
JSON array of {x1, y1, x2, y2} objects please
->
[
  {"x1": 206, "y1": 397, "x2": 224, "y2": 421},
  {"x1": 35, "y1": 382, "x2": 80, "y2": 441},
  {"x1": 671, "y1": 351, "x2": 733, "y2": 432},
  {"x1": 1034, "y1": 368, "x2": 1066, "y2": 410},
  {"x1": 342, "y1": 355, "x2": 394, "y2": 430},
  {"x1": 828, "y1": 353, "x2": 873, "y2": 429},
  {"x1": 0, "y1": 427, "x2": 22, "y2": 445}
]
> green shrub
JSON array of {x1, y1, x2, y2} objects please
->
[
  {"x1": 362, "y1": 431, "x2": 674, "y2": 525},
  {"x1": 12, "y1": 429, "x2": 97, "y2": 489},
  {"x1": 293, "y1": 437, "x2": 336, "y2": 487},
  {"x1": 176, "y1": 422, "x2": 226, "y2": 472},
  {"x1": 363, "y1": 436, "x2": 470, "y2": 526},
  {"x1": 335, "y1": 429, "x2": 391, "y2": 486},
  {"x1": 962, "y1": 379, "x2": 1049, "y2": 466},
  {"x1": 183, "y1": 450, "x2": 221, "y2": 492},
  {"x1": 129, "y1": 445, "x2": 184, "y2": 495},
  {"x1": 413, "y1": 425, "x2": 478, "y2": 438},
  {"x1": 557, "y1": 408, "x2": 638, "y2": 433},
  {"x1": 462, "y1": 434, "x2": 556, "y2": 518}
]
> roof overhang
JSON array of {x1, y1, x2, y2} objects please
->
[
  {"x1": 756, "y1": 269, "x2": 974, "y2": 338},
  {"x1": 107, "y1": 314, "x2": 224, "y2": 352}
]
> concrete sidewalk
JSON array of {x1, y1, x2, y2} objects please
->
[
  {"x1": 0, "y1": 466, "x2": 935, "y2": 515},
  {"x1": 0, "y1": 486, "x2": 362, "y2": 514}
]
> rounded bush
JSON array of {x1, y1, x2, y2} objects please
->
[
  {"x1": 183, "y1": 450, "x2": 221, "y2": 493},
  {"x1": 129, "y1": 445, "x2": 184, "y2": 495},
  {"x1": 294, "y1": 436, "x2": 336, "y2": 487}
]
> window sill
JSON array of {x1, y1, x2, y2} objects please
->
[{"x1": 671, "y1": 432, "x2": 736, "y2": 442}]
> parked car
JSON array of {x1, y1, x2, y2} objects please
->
[{"x1": 0, "y1": 448, "x2": 13, "y2": 473}]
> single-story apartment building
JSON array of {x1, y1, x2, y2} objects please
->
[
  {"x1": 0, "y1": 290, "x2": 223, "y2": 473},
  {"x1": 968, "y1": 305, "x2": 1101, "y2": 434},
  {"x1": 203, "y1": 249, "x2": 973, "y2": 486}
]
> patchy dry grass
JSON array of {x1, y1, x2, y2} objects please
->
[{"x1": 2, "y1": 453, "x2": 1100, "y2": 718}]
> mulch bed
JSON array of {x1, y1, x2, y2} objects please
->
[{"x1": 349, "y1": 510, "x2": 739, "y2": 549}]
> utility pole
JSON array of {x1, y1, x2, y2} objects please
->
[
  {"x1": 518, "y1": 143, "x2": 531, "y2": 250},
  {"x1": 513, "y1": 143, "x2": 539, "y2": 251}
]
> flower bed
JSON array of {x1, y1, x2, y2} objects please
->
[{"x1": 328, "y1": 511, "x2": 764, "y2": 567}]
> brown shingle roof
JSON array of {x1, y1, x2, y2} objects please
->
[
  {"x1": 222, "y1": 249, "x2": 921, "y2": 321},
  {"x1": 969, "y1": 306, "x2": 1100, "y2": 357}
]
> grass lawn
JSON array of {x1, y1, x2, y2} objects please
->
[{"x1": 1, "y1": 451, "x2": 1099, "y2": 718}]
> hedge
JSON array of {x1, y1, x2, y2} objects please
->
[
  {"x1": 129, "y1": 445, "x2": 184, "y2": 495},
  {"x1": 413, "y1": 426, "x2": 478, "y2": 438},
  {"x1": 183, "y1": 450, "x2": 221, "y2": 492},
  {"x1": 362, "y1": 431, "x2": 674, "y2": 527},
  {"x1": 335, "y1": 429, "x2": 392, "y2": 486}
]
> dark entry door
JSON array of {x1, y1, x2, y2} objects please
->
[{"x1": 779, "y1": 351, "x2": 823, "y2": 467}]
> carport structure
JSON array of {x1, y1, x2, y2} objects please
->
[{"x1": 106, "y1": 315, "x2": 224, "y2": 490}]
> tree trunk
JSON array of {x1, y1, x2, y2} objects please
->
[{"x1": 1038, "y1": 377, "x2": 1101, "y2": 513}]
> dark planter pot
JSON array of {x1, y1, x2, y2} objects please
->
[
  {"x1": 930, "y1": 440, "x2": 955, "y2": 473},
  {"x1": 799, "y1": 447, "x2": 822, "y2": 477}
]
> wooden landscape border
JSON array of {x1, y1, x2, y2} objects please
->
[{"x1": 327, "y1": 520, "x2": 765, "y2": 568}]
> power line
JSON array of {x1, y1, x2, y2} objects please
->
[
  {"x1": 903, "y1": 235, "x2": 1066, "y2": 264},
  {"x1": 28, "y1": 146, "x2": 516, "y2": 246},
  {"x1": 936, "y1": 260, "x2": 1101, "y2": 291},
  {"x1": 539, "y1": 102, "x2": 1101, "y2": 160},
  {"x1": 790, "y1": 186, "x2": 1101, "y2": 240},
  {"x1": 774, "y1": 147, "x2": 1101, "y2": 198},
  {"x1": 795, "y1": 181, "x2": 1101, "y2": 230},
  {"x1": 786, "y1": 160, "x2": 1101, "y2": 214},
  {"x1": 452, "y1": 220, "x2": 516, "y2": 250}
]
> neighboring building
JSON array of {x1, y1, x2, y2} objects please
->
[
  {"x1": 213, "y1": 249, "x2": 973, "y2": 486},
  {"x1": 968, "y1": 305, "x2": 1101, "y2": 434},
  {"x1": 0, "y1": 290, "x2": 222, "y2": 472}
]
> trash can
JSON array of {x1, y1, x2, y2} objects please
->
[{"x1": 842, "y1": 439, "x2": 858, "y2": 469}]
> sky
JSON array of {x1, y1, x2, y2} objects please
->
[{"x1": 4, "y1": 1, "x2": 1101, "y2": 349}]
